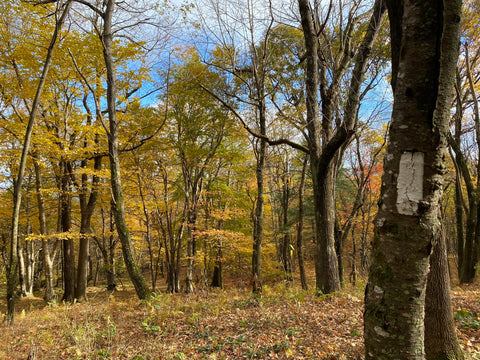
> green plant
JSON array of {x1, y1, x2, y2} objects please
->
[
  {"x1": 454, "y1": 308, "x2": 480, "y2": 330},
  {"x1": 141, "y1": 320, "x2": 162, "y2": 335}
]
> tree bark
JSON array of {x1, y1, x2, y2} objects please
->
[
  {"x1": 102, "y1": 0, "x2": 150, "y2": 300},
  {"x1": 364, "y1": 0, "x2": 461, "y2": 358},
  {"x1": 425, "y1": 226, "x2": 463, "y2": 360}
]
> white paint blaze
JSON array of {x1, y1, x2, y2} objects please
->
[{"x1": 396, "y1": 152, "x2": 424, "y2": 215}]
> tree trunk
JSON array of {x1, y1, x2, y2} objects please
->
[
  {"x1": 350, "y1": 231, "x2": 357, "y2": 286},
  {"x1": 252, "y1": 135, "x2": 266, "y2": 294},
  {"x1": 102, "y1": 0, "x2": 150, "y2": 300},
  {"x1": 448, "y1": 133, "x2": 477, "y2": 283},
  {"x1": 335, "y1": 218, "x2": 345, "y2": 288},
  {"x1": 297, "y1": 157, "x2": 308, "y2": 290},
  {"x1": 279, "y1": 167, "x2": 292, "y2": 284},
  {"x1": 185, "y1": 199, "x2": 196, "y2": 293},
  {"x1": 106, "y1": 202, "x2": 116, "y2": 290},
  {"x1": 364, "y1": 0, "x2": 461, "y2": 358},
  {"x1": 60, "y1": 160, "x2": 75, "y2": 303},
  {"x1": 24, "y1": 238, "x2": 35, "y2": 297},
  {"x1": 211, "y1": 237, "x2": 223, "y2": 289},
  {"x1": 425, "y1": 225, "x2": 463, "y2": 360},
  {"x1": 33, "y1": 158, "x2": 56, "y2": 301},
  {"x1": 313, "y1": 166, "x2": 340, "y2": 294},
  {"x1": 211, "y1": 218, "x2": 224, "y2": 288},
  {"x1": 453, "y1": 71, "x2": 464, "y2": 279},
  {"x1": 18, "y1": 240, "x2": 26, "y2": 297},
  {"x1": 75, "y1": 145, "x2": 101, "y2": 301},
  {"x1": 134, "y1": 155, "x2": 157, "y2": 292},
  {"x1": 463, "y1": 42, "x2": 480, "y2": 283}
]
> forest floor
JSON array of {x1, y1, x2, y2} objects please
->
[{"x1": 0, "y1": 282, "x2": 479, "y2": 360}]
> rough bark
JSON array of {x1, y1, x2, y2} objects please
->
[
  {"x1": 364, "y1": 0, "x2": 461, "y2": 358},
  {"x1": 425, "y1": 227, "x2": 463, "y2": 360}
]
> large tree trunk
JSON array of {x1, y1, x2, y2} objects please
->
[
  {"x1": 313, "y1": 166, "x2": 341, "y2": 293},
  {"x1": 364, "y1": 1, "x2": 461, "y2": 358},
  {"x1": 75, "y1": 237, "x2": 89, "y2": 301},
  {"x1": 102, "y1": 0, "x2": 150, "y2": 300},
  {"x1": 425, "y1": 226, "x2": 463, "y2": 360}
]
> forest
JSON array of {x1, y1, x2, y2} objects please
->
[{"x1": 0, "y1": 0, "x2": 479, "y2": 359}]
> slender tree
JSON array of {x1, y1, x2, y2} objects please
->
[{"x1": 101, "y1": 0, "x2": 151, "y2": 299}]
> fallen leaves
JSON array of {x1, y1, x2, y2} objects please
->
[{"x1": 0, "y1": 283, "x2": 478, "y2": 359}]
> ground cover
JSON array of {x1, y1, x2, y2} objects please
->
[{"x1": 0, "y1": 283, "x2": 479, "y2": 359}]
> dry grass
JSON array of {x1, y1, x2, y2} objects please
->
[{"x1": 0, "y1": 282, "x2": 479, "y2": 359}]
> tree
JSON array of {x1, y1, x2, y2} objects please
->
[
  {"x1": 449, "y1": 0, "x2": 480, "y2": 283},
  {"x1": 364, "y1": 0, "x2": 462, "y2": 358},
  {"x1": 101, "y1": 0, "x2": 151, "y2": 300},
  {"x1": 298, "y1": 0, "x2": 387, "y2": 294},
  {"x1": 5, "y1": 0, "x2": 72, "y2": 325}
]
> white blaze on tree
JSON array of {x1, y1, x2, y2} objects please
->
[{"x1": 396, "y1": 151, "x2": 424, "y2": 215}]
